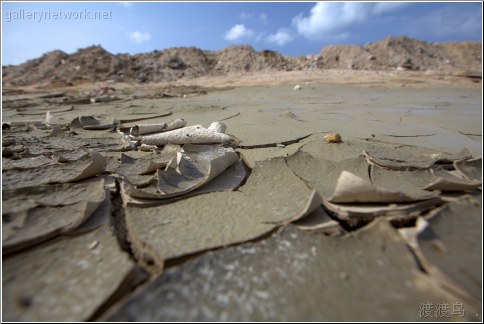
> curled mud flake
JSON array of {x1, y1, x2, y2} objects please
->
[
  {"x1": 422, "y1": 168, "x2": 481, "y2": 191},
  {"x1": 130, "y1": 119, "x2": 187, "y2": 137},
  {"x1": 207, "y1": 122, "x2": 227, "y2": 134},
  {"x1": 453, "y1": 157, "x2": 482, "y2": 182},
  {"x1": 328, "y1": 171, "x2": 438, "y2": 204},
  {"x1": 140, "y1": 125, "x2": 232, "y2": 146},
  {"x1": 70, "y1": 115, "x2": 115, "y2": 131}
]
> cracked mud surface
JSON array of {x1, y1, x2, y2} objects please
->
[{"x1": 2, "y1": 82, "x2": 482, "y2": 321}]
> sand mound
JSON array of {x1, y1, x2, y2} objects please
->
[
  {"x1": 2, "y1": 35, "x2": 481, "y2": 87},
  {"x1": 215, "y1": 46, "x2": 289, "y2": 73},
  {"x1": 320, "y1": 36, "x2": 482, "y2": 72}
]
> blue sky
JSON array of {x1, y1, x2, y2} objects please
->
[{"x1": 1, "y1": 1, "x2": 482, "y2": 65}]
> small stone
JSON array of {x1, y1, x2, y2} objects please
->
[
  {"x1": 88, "y1": 240, "x2": 99, "y2": 250},
  {"x1": 293, "y1": 85, "x2": 302, "y2": 90},
  {"x1": 324, "y1": 133, "x2": 342, "y2": 143}
]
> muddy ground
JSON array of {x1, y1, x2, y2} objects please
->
[{"x1": 1, "y1": 71, "x2": 482, "y2": 321}]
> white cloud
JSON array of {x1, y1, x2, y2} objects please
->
[
  {"x1": 259, "y1": 13, "x2": 268, "y2": 25},
  {"x1": 266, "y1": 29, "x2": 293, "y2": 46},
  {"x1": 119, "y1": 2, "x2": 133, "y2": 8},
  {"x1": 373, "y1": 2, "x2": 409, "y2": 15},
  {"x1": 224, "y1": 24, "x2": 254, "y2": 41},
  {"x1": 129, "y1": 31, "x2": 150, "y2": 43},
  {"x1": 293, "y1": 3, "x2": 368, "y2": 40},
  {"x1": 293, "y1": 2, "x2": 409, "y2": 40}
]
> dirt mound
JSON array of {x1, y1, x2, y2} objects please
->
[
  {"x1": 320, "y1": 45, "x2": 372, "y2": 70},
  {"x1": 366, "y1": 36, "x2": 440, "y2": 70},
  {"x1": 215, "y1": 46, "x2": 288, "y2": 73},
  {"x1": 62, "y1": 45, "x2": 127, "y2": 84},
  {"x1": 2, "y1": 50, "x2": 69, "y2": 86},
  {"x1": 435, "y1": 41, "x2": 482, "y2": 72},
  {"x1": 2, "y1": 36, "x2": 481, "y2": 87},
  {"x1": 2, "y1": 46, "x2": 126, "y2": 87},
  {"x1": 129, "y1": 47, "x2": 216, "y2": 83},
  {"x1": 320, "y1": 36, "x2": 482, "y2": 72}
]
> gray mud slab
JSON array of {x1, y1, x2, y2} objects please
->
[
  {"x1": 124, "y1": 158, "x2": 317, "y2": 271},
  {"x1": 370, "y1": 168, "x2": 442, "y2": 202},
  {"x1": 236, "y1": 134, "x2": 317, "y2": 169},
  {"x1": 285, "y1": 151, "x2": 369, "y2": 199},
  {"x1": 2, "y1": 200, "x2": 103, "y2": 254},
  {"x1": 2, "y1": 180, "x2": 107, "y2": 254},
  {"x1": 2, "y1": 225, "x2": 143, "y2": 322},
  {"x1": 364, "y1": 147, "x2": 471, "y2": 171},
  {"x1": 1, "y1": 152, "x2": 105, "y2": 190},
  {"x1": 454, "y1": 157, "x2": 482, "y2": 182},
  {"x1": 67, "y1": 189, "x2": 112, "y2": 235},
  {"x1": 2, "y1": 177, "x2": 105, "y2": 214},
  {"x1": 369, "y1": 133, "x2": 480, "y2": 158},
  {"x1": 298, "y1": 137, "x2": 443, "y2": 165},
  {"x1": 222, "y1": 114, "x2": 323, "y2": 148},
  {"x1": 2, "y1": 155, "x2": 56, "y2": 170},
  {"x1": 418, "y1": 198, "x2": 482, "y2": 305},
  {"x1": 371, "y1": 167, "x2": 435, "y2": 190},
  {"x1": 6, "y1": 122, "x2": 129, "y2": 155},
  {"x1": 300, "y1": 137, "x2": 387, "y2": 162},
  {"x1": 106, "y1": 221, "x2": 472, "y2": 321}
]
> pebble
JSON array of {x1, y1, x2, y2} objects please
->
[{"x1": 324, "y1": 133, "x2": 342, "y2": 143}]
